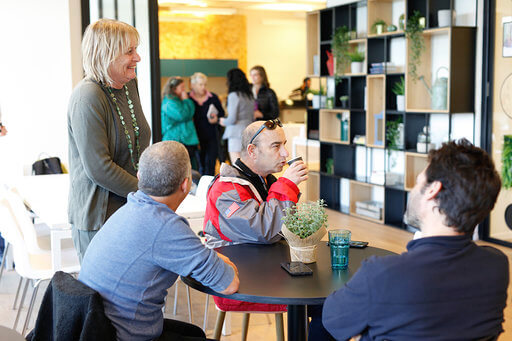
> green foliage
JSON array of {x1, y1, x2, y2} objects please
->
[
  {"x1": 347, "y1": 50, "x2": 365, "y2": 62},
  {"x1": 386, "y1": 117, "x2": 403, "y2": 150},
  {"x1": 339, "y1": 95, "x2": 349, "y2": 101},
  {"x1": 282, "y1": 200, "x2": 328, "y2": 239},
  {"x1": 331, "y1": 26, "x2": 351, "y2": 75},
  {"x1": 502, "y1": 135, "x2": 512, "y2": 189},
  {"x1": 405, "y1": 11, "x2": 425, "y2": 82},
  {"x1": 306, "y1": 85, "x2": 326, "y2": 96},
  {"x1": 392, "y1": 77, "x2": 405, "y2": 96},
  {"x1": 372, "y1": 19, "x2": 386, "y2": 33}
]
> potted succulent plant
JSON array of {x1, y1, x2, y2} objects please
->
[
  {"x1": 348, "y1": 50, "x2": 365, "y2": 74},
  {"x1": 339, "y1": 95, "x2": 349, "y2": 108},
  {"x1": 372, "y1": 19, "x2": 386, "y2": 34},
  {"x1": 392, "y1": 76, "x2": 405, "y2": 111},
  {"x1": 281, "y1": 200, "x2": 328, "y2": 264}
]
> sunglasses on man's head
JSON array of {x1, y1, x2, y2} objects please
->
[{"x1": 249, "y1": 119, "x2": 283, "y2": 145}]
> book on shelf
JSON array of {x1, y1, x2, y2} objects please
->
[
  {"x1": 355, "y1": 206, "x2": 382, "y2": 220},
  {"x1": 355, "y1": 200, "x2": 383, "y2": 213}
]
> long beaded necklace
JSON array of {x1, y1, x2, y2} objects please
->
[{"x1": 107, "y1": 85, "x2": 140, "y2": 171}]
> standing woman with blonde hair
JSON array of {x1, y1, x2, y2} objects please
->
[
  {"x1": 189, "y1": 72, "x2": 225, "y2": 175},
  {"x1": 67, "y1": 19, "x2": 151, "y2": 261}
]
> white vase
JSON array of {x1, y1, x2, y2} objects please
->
[
  {"x1": 312, "y1": 95, "x2": 320, "y2": 109},
  {"x1": 396, "y1": 95, "x2": 405, "y2": 111},
  {"x1": 351, "y1": 62, "x2": 363, "y2": 74},
  {"x1": 438, "y1": 10, "x2": 453, "y2": 27}
]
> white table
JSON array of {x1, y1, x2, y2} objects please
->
[{"x1": 11, "y1": 174, "x2": 73, "y2": 271}]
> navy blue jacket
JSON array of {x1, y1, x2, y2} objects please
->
[
  {"x1": 322, "y1": 235, "x2": 509, "y2": 341},
  {"x1": 190, "y1": 91, "x2": 225, "y2": 143}
]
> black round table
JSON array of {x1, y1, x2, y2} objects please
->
[{"x1": 182, "y1": 241, "x2": 396, "y2": 341}]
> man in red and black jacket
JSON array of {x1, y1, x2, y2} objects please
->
[{"x1": 203, "y1": 119, "x2": 308, "y2": 313}]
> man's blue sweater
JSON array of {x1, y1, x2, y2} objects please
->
[
  {"x1": 79, "y1": 190, "x2": 234, "y2": 341},
  {"x1": 323, "y1": 235, "x2": 509, "y2": 340}
]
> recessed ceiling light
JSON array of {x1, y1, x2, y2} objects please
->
[
  {"x1": 169, "y1": 7, "x2": 237, "y2": 16},
  {"x1": 250, "y1": 3, "x2": 315, "y2": 11}
]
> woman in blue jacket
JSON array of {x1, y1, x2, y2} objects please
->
[{"x1": 161, "y1": 77, "x2": 199, "y2": 168}]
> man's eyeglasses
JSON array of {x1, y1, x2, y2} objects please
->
[{"x1": 249, "y1": 119, "x2": 283, "y2": 145}]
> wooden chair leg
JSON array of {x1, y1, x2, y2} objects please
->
[
  {"x1": 241, "y1": 313, "x2": 250, "y2": 341},
  {"x1": 213, "y1": 310, "x2": 226, "y2": 340},
  {"x1": 275, "y1": 313, "x2": 284, "y2": 341}
]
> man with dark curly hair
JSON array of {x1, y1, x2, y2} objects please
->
[{"x1": 323, "y1": 138, "x2": 509, "y2": 340}]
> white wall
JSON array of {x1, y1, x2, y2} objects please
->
[
  {"x1": 0, "y1": 0, "x2": 82, "y2": 179},
  {"x1": 243, "y1": 10, "x2": 307, "y2": 100}
]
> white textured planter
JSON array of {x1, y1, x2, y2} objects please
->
[
  {"x1": 351, "y1": 62, "x2": 364, "y2": 74},
  {"x1": 396, "y1": 95, "x2": 405, "y2": 111},
  {"x1": 438, "y1": 10, "x2": 452, "y2": 27}
]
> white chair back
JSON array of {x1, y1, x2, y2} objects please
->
[
  {"x1": 196, "y1": 175, "x2": 214, "y2": 201},
  {"x1": 3, "y1": 189, "x2": 45, "y2": 255}
]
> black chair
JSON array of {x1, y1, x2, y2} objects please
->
[{"x1": 26, "y1": 271, "x2": 116, "y2": 341}]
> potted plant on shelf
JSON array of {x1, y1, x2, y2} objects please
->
[
  {"x1": 392, "y1": 76, "x2": 405, "y2": 111},
  {"x1": 331, "y1": 26, "x2": 350, "y2": 76},
  {"x1": 502, "y1": 135, "x2": 512, "y2": 189},
  {"x1": 348, "y1": 50, "x2": 365, "y2": 74},
  {"x1": 307, "y1": 86, "x2": 327, "y2": 109},
  {"x1": 405, "y1": 10, "x2": 425, "y2": 82},
  {"x1": 339, "y1": 95, "x2": 349, "y2": 108},
  {"x1": 372, "y1": 19, "x2": 386, "y2": 35},
  {"x1": 281, "y1": 199, "x2": 328, "y2": 264}
]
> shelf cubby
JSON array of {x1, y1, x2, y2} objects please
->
[
  {"x1": 306, "y1": 12, "x2": 320, "y2": 76},
  {"x1": 320, "y1": 174, "x2": 340, "y2": 210},
  {"x1": 349, "y1": 180, "x2": 385, "y2": 223},
  {"x1": 366, "y1": 75, "x2": 386, "y2": 147},
  {"x1": 384, "y1": 187, "x2": 407, "y2": 228},
  {"x1": 307, "y1": 171, "x2": 320, "y2": 202},
  {"x1": 320, "y1": 109, "x2": 350, "y2": 144},
  {"x1": 320, "y1": 9, "x2": 334, "y2": 42},
  {"x1": 404, "y1": 152, "x2": 428, "y2": 190},
  {"x1": 307, "y1": 109, "x2": 319, "y2": 140},
  {"x1": 405, "y1": 27, "x2": 476, "y2": 113}
]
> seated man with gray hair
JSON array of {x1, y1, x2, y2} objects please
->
[{"x1": 79, "y1": 141, "x2": 239, "y2": 341}]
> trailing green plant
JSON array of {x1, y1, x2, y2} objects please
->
[
  {"x1": 392, "y1": 77, "x2": 405, "y2": 96},
  {"x1": 282, "y1": 199, "x2": 328, "y2": 239},
  {"x1": 386, "y1": 117, "x2": 403, "y2": 151},
  {"x1": 331, "y1": 26, "x2": 351, "y2": 75},
  {"x1": 502, "y1": 135, "x2": 512, "y2": 189},
  {"x1": 371, "y1": 19, "x2": 386, "y2": 34},
  {"x1": 347, "y1": 50, "x2": 365, "y2": 62},
  {"x1": 405, "y1": 10, "x2": 425, "y2": 82}
]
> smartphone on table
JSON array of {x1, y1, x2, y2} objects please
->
[{"x1": 280, "y1": 261, "x2": 313, "y2": 276}]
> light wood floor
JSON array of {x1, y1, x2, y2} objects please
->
[{"x1": 0, "y1": 209, "x2": 511, "y2": 340}]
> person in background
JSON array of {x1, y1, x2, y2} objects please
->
[
  {"x1": 290, "y1": 77, "x2": 311, "y2": 100},
  {"x1": 161, "y1": 77, "x2": 199, "y2": 170},
  {"x1": 67, "y1": 19, "x2": 151, "y2": 262},
  {"x1": 189, "y1": 72, "x2": 225, "y2": 176},
  {"x1": 0, "y1": 105, "x2": 7, "y2": 136},
  {"x1": 79, "y1": 141, "x2": 239, "y2": 341},
  {"x1": 220, "y1": 68, "x2": 254, "y2": 163},
  {"x1": 323, "y1": 139, "x2": 509, "y2": 340},
  {"x1": 250, "y1": 65, "x2": 279, "y2": 121},
  {"x1": 203, "y1": 119, "x2": 308, "y2": 314}
]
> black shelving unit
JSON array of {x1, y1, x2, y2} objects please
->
[{"x1": 306, "y1": 0, "x2": 476, "y2": 229}]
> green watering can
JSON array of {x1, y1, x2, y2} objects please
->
[{"x1": 419, "y1": 66, "x2": 449, "y2": 110}]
